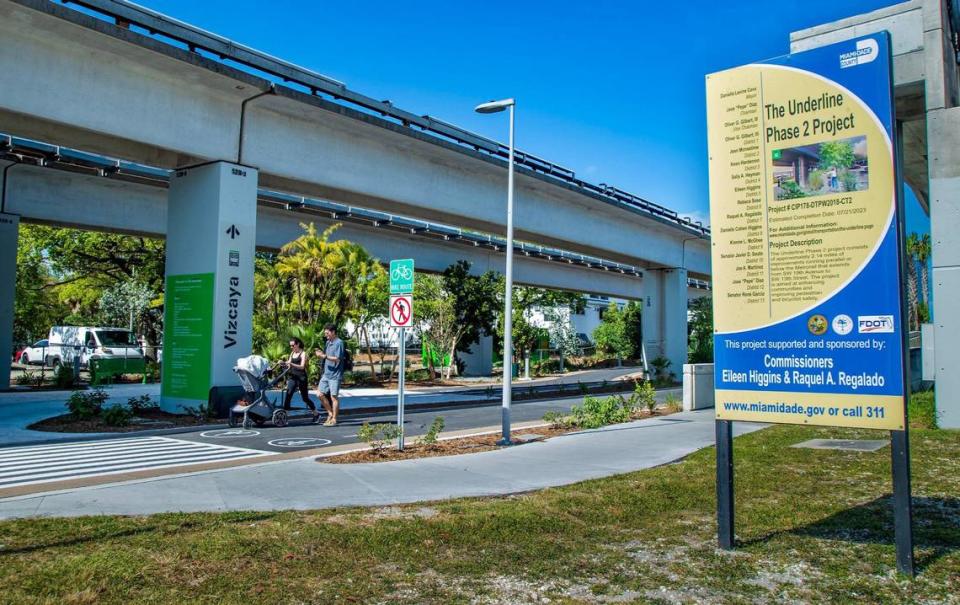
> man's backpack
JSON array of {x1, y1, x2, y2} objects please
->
[{"x1": 343, "y1": 347, "x2": 354, "y2": 372}]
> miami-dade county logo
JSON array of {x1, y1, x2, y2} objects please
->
[
  {"x1": 832, "y1": 314, "x2": 853, "y2": 335},
  {"x1": 840, "y1": 38, "x2": 878, "y2": 69},
  {"x1": 858, "y1": 315, "x2": 895, "y2": 333},
  {"x1": 807, "y1": 314, "x2": 828, "y2": 336}
]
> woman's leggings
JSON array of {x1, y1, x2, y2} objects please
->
[{"x1": 283, "y1": 376, "x2": 316, "y2": 410}]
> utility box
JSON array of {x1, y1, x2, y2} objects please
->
[{"x1": 683, "y1": 363, "x2": 715, "y2": 411}]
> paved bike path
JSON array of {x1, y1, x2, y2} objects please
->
[{"x1": 0, "y1": 410, "x2": 765, "y2": 519}]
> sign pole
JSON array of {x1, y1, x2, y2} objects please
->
[
  {"x1": 397, "y1": 326, "x2": 406, "y2": 451},
  {"x1": 388, "y1": 259, "x2": 414, "y2": 452},
  {"x1": 890, "y1": 119, "x2": 914, "y2": 577},
  {"x1": 716, "y1": 419, "x2": 735, "y2": 550},
  {"x1": 891, "y1": 428, "x2": 914, "y2": 575}
]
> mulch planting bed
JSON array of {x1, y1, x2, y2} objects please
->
[
  {"x1": 322, "y1": 409, "x2": 671, "y2": 464},
  {"x1": 28, "y1": 410, "x2": 210, "y2": 433}
]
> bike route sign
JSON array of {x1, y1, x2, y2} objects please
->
[
  {"x1": 706, "y1": 33, "x2": 906, "y2": 430},
  {"x1": 390, "y1": 259, "x2": 414, "y2": 294}
]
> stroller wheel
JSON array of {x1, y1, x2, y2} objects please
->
[
  {"x1": 272, "y1": 409, "x2": 289, "y2": 428},
  {"x1": 242, "y1": 415, "x2": 253, "y2": 430}
]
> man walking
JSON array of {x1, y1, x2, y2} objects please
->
[{"x1": 315, "y1": 323, "x2": 345, "y2": 426}]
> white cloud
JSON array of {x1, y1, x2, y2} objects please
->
[{"x1": 676, "y1": 209, "x2": 710, "y2": 227}]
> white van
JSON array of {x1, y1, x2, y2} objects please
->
[{"x1": 47, "y1": 326, "x2": 145, "y2": 373}]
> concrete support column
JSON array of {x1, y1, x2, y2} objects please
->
[
  {"x1": 642, "y1": 268, "x2": 688, "y2": 378},
  {"x1": 0, "y1": 211, "x2": 18, "y2": 391},
  {"x1": 662, "y1": 268, "x2": 689, "y2": 380},
  {"x1": 160, "y1": 161, "x2": 258, "y2": 413},
  {"x1": 928, "y1": 106, "x2": 960, "y2": 428},
  {"x1": 641, "y1": 271, "x2": 664, "y2": 370},
  {"x1": 461, "y1": 333, "x2": 493, "y2": 376}
]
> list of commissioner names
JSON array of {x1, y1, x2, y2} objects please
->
[{"x1": 711, "y1": 82, "x2": 769, "y2": 314}]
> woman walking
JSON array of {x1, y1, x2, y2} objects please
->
[{"x1": 282, "y1": 337, "x2": 322, "y2": 424}]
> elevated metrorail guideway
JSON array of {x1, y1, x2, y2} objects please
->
[
  {"x1": 0, "y1": 0, "x2": 710, "y2": 278},
  {"x1": 1, "y1": 133, "x2": 661, "y2": 280},
  {"x1": 61, "y1": 0, "x2": 708, "y2": 237}
]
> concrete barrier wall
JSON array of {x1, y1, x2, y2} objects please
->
[{"x1": 683, "y1": 363, "x2": 715, "y2": 411}]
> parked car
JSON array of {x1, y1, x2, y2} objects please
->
[{"x1": 18, "y1": 339, "x2": 49, "y2": 365}]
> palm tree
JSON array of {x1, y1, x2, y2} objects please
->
[
  {"x1": 276, "y1": 253, "x2": 310, "y2": 323},
  {"x1": 905, "y1": 233, "x2": 920, "y2": 330},
  {"x1": 916, "y1": 233, "x2": 931, "y2": 308}
]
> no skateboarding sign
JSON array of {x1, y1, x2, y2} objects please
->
[{"x1": 390, "y1": 295, "x2": 413, "y2": 328}]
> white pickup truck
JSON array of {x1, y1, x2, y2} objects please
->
[{"x1": 47, "y1": 326, "x2": 146, "y2": 375}]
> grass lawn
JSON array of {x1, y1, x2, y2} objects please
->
[{"x1": 0, "y1": 423, "x2": 956, "y2": 604}]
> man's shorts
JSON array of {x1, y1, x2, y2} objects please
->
[{"x1": 318, "y1": 377, "x2": 341, "y2": 397}]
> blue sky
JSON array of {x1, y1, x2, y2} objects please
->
[{"x1": 139, "y1": 0, "x2": 927, "y2": 230}]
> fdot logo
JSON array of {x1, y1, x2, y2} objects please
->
[
  {"x1": 858, "y1": 315, "x2": 895, "y2": 333},
  {"x1": 840, "y1": 38, "x2": 878, "y2": 69}
]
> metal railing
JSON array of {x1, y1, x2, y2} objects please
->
[{"x1": 13, "y1": 342, "x2": 151, "y2": 386}]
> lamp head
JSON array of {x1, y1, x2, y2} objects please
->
[{"x1": 474, "y1": 98, "x2": 515, "y2": 114}]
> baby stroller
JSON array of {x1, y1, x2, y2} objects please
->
[{"x1": 230, "y1": 355, "x2": 291, "y2": 429}]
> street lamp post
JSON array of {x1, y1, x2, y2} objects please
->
[{"x1": 475, "y1": 97, "x2": 515, "y2": 446}]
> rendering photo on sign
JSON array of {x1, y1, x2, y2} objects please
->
[{"x1": 706, "y1": 32, "x2": 906, "y2": 431}]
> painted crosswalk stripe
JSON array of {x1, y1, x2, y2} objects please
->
[{"x1": 0, "y1": 437, "x2": 270, "y2": 489}]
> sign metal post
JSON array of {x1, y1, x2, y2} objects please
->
[{"x1": 390, "y1": 259, "x2": 414, "y2": 451}]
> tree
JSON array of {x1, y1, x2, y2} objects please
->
[
  {"x1": 818, "y1": 140, "x2": 855, "y2": 170},
  {"x1": 13, "y1": 227, "x2": 65, "y2": 344},
  {"x1": 98, "y1": 279, "x2": 155, "y2": 331},
  {"x1": 688, "y1": 296, "x2": 713, "y2": 363},
  {"x1": 347, "y1": 266, "x2": 389, "y2": 378},
  {"x1": 915, "y1": 233, "x2": 931, "y2": 308},
  {"x1": 413, "y1": 273, "x2": 458, "y2": 379},
  {"x1": 906, "y1": 232, "x2": 920, "y2": 330},
  {"x1": 544, "y1": 307, "x2": 581, "y2": 361},
  {"x1": 593, "y1": 303, "x2": 632, "y2": 359},
  {"x1": 440, "y1": 261, "x2": 500, "y2": 364},
  {"x1": 13, "y1": 225, "x2": 166, "y2": 345}
]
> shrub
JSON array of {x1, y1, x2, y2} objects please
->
[
  {"x1": 630, "y1": 380, "x2": 656, "y2": 413},
  {"x1": 54, "y1": 364, "x2": 75, "y2": 389},
  {"x1": 542, "y1": 410, "x2": 570, "y2": 429},
  {"x1": 15, "y1": 370, "x2": 38, "y2": 386},
  {"x1": 908, "y1": 390, "x2": 938, "y2": 430},
  {"x1": 127, "y1": 394, "x2": 159, "y2": 414},
  {"x1": 778, "y1": 180, "x2": 806, "y2": 199},
  {"x1": 417, "y1": 416, "x2": 445, "y2": 447},
  {"x1": 358, "y1": 422, "x2": 402, "y2": 453},
  {"x1": 650, "y1": 356, "x2": 674, "y2": 386},
  {"x1": 102, "y1": 405, "x2": 133, "y2": 427},
  {"x1": 66, "y1": 388, "x2": 109, "y2": 420},
  {"x1": 532, "y1": 359, "x2": 560, "y2": 376},
  {"x1": 807, "y1": 169, "x2": 825, "y2": 190},
  {"x1": 570, "y1": 395, "x2": 630, "y2": 429},
  {"x1": 144, "y1": 360, "x2": 161, "y2": 383},
  {"x1": 179, "y1": 402, "x2": 214, "y2": 421},
  {"x1": 665, "y1": 394, "x2": 683, "y2": 414}
]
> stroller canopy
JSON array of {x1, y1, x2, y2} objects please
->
[{"x1": 235, "y1": 355, "x2": 270, "y2": 378}]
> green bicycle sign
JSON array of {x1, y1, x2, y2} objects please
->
[{"x1": 390, "y1": 259, "x2": 414, "y2": 294}]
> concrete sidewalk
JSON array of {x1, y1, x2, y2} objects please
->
[{"x1": 0, "y1": 409, "x2": 764, "y2": 519}]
